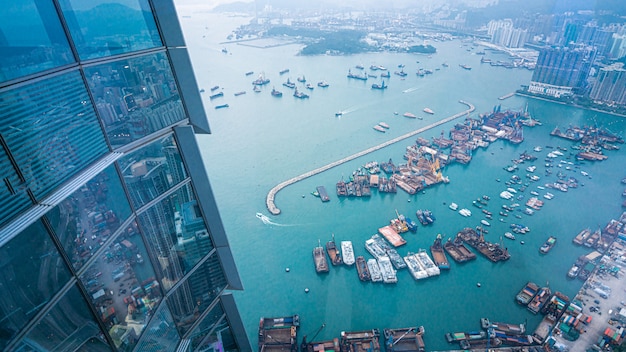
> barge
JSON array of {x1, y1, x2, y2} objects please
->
[
  {"x1": 326, "y1": 234, "x2": 343, "y2": 265},
  {"x1": 515, "y1": 281, "x2": 538, "y2": 306},
  {"x1": 341, "y1": 329, "x2": 381, "y2": 352},
  {"x1": 367, "y1": 259, "x2": 383, "y2": 282},
  {"x1": 258, "y1": 315, "x2": 299, "y2": 352},
  {"x1": 341, "y1": 241, "x2": 355, "y2": 266},
  {"x1": 480, "y1": 318, "x2": 525, "y2": 335},
  {"x1": 443, "y1": 235, "x2": 476, "y2": 263},
  {"x1": 316, "y1": 186, "x2": 330, "y2": 202},
  {"x1": 313, "y1": 240, "x2": 329, "y2": 273},
  {"x1": 527, "y1": 286, "x2": 551, "y2": 314},
  {"x1": 384, "y1": 326, "x2": 425, "y2": 352},
  {"x1": 430, "y1": 234, "x2": 450, "y2": 270},
  {"x1": 356, "y1": 256, "x2": 371, "y2": 281},
  {"x1": 302, "y1": 338, "x2": 340, "y2": 352}
]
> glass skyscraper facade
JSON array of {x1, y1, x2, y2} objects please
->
[{"x1": 0, "y1": 1, "x2": 250, "y2": 351}]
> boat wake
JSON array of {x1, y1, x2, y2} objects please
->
[
  {"x1": 256, "y1": 212, "x2": 291, "y2": 226},
  {"x1": 402, "y1": 87, "x2": 420, "y2": 93}
]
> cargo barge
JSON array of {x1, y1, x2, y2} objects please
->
[
  {"x1": 430, "y1": 234, "x2": 450, "y2": 270},
  {"x1": 383, "y1": 326, "x2": 425, "y2": 352},
  {"x1": 515, "y1": 281, "x2": 538, "y2": 305},
  {"x1": 326, "y1": 234, "x2": 343, "y2": 265},
  {"x1": 527, "y1": 286, "x2": 551, "y2": 314},
  {"x1": 258, "y1": 315, "x2": 299, "y2": 352},
  {"x1": 313, "y1": 240, "x2": 329, "y2": 273},
  {"x1": 480, "y1": 318, "x2": 526, "y2": 335},
  {"x1": 316, "y1": 186, "x2": 330, "y2": 202},
  {"x1": 457, "y1": 227, "x2": 510, "y2": 262},
  {"x1": 341, "y1": 329, "x2": 381, "y2": 352},
  {"x1": 302, "y1": 338, "x2": 340, "y2": 352},
  {"x1": 443, "y1": 235, "x2": 476, "y2": 263},
  {"x1": 356, "y1": 256, "x2": 371, "y2": 281}
]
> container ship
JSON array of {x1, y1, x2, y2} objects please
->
[
  {"x1": 313, "y1": 240, "x2": 329, "y2": 273},
  {"x1": 258, "y1": 315, "x2": 299, "y2": 352}
]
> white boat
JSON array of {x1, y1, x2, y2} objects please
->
[
  {"x1": 507, "y1": 187, "x2": 517, "y2": 194},
  {"x1": 256, "y1": 212, "x2": 263, "y2": 218},
  {"x1": 543, "y1": 192, "x2": 554, "y2": 200},
  {"x1": 423, "y1": 108, "x2": 434, "y2": 114},
  {"x1": 526, "y1": 166, "x2": 536, "y2": 172},
  {"x1": 378, "y1": 122, "x2": 390, "y2": 129},
  {"x1": 449, "y1": 202, "x2": 458, "y2": 211},
  {"x1": 365, "y1": 238, "x2": 387, "y2": 260},
  {"x1": 377, "y1": 256, "x2": 398, "y2": 283},
  {"x1": 459, "y1": 208, "x2": 472, "y2": 217},
  {"x1": 403, "y1": 253, "x2": 428, "y2": 280},
  {"x1": 415, "y1": 249, "x2": 440, "y2": 276},
  {"x1": 530, "y1": 191, "x2": 539, "y2": 196},
  {"x1": 504, "y1": 232, "x2": 515, "y2": 240},
  {"x1": 533, "y1": 146, "x2": 542, "y2": 152},
  {"x1": 500, "y1": 191, "x2": 513, "y2": 199},
  {"x1": 341, "y1": 241, "x2": 355, "y2": 265},
  {"x1": 373, "y1": 125, "x2": 386, "y2": 132},
  {"x1": 367, "y1": 259, "x2": 383, "y2": 282},
  {"x1": 481, "y1": 219, "x2": 491, "y2": 227}
]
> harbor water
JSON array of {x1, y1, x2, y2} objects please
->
[{"x1": 180, "y1": 12, "x2": 626, "y2": 351}]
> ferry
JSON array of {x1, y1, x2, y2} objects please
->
[
  {"x1": 415, "y1": 249, "x2": 440, "y2": 276},
  {"x1": 313, "y1": 240, "x2": 329, "y2": 273},
  {"x1": 356, "y1": 256, "x2": 371, "y2": 281},
  {"x1": 258, "y1": 315, "x2": 299, "y2": 352},
  {"x1": 403, "y1": 112, "x2": 417, "y2": 118},
  {"x1": 423, "y1": 108, "x2": 434, "y2": 114},
  {"x1": 367, "y1": 259, "x2": 383, "y2": 282},
  {"x1": 326, "y1": 234, "x2": 343, "y2": 265},
  {"x1": 341, "y1": 241, "x2": 355, "y2": 265},
  {"x1": 539, "y1": 236, "x2": 556, "y2": 254},
  {"x1": 377, "y1": 256, "x2": 398, "y2": 283},
  {"x1": 404, "y1": 253, "x2": 428, "y2": 280},
  {"x1": 515, "y1": 281, "x2": 538, "y2": 305},
  {"x1": 430, "y1": 234, "x2": 450, "y2": 270}
]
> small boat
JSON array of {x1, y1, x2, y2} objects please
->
[
  {"x1": 245, "y1": 71, "x2": 254, "y2": 76},
  {"x1": 373, "y1": 125, "x2": 386, "y2": 132},
  {"x1": 449, "y1": 203, "x2": 458, "y2": 211},
  {"x1": 540, "y1": 236, "x2": 556, "y2": 254},
  {"x1": 480, "y1": 219, "x2": 490, "y2": 226},
  {"x1": 305, "y1": 83, "x2": 314, "y2": 90},
  {"x1": 210, "y1": 85, "x2": 220, "y2": 91},
  {"x1": 403, "y1": 112, "x2": 417, "y2": 118},
  {"x1": 271, "y1": 88, "x2": 283, "y2": 97},
  {"x1": 234, "y1": 91, "x2": 246, "y2": 96},
  {"x1": 214, "y1": 104, "x2": 229, "y2": 109},
  {"x1": 423, "y1": 108, "x2": 434, "y2": 114},
  {"x1": 335, "y1": 112, "x2": 343, "y2": 117},
  {"x1": 279, "y1": 68, "x2": 289, "y2": 75},
  {"x1": 503, "y1": 232, "x2": 515, "y2": 240},
  {"x1": 317, "y1": 81, "x2": 329, "y2": 87},
  {"x1": 378, "y1": 122, "x2": 390, "y2": 129}
]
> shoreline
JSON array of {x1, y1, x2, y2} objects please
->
[
  {"x1": 515, "y1": 91, "x2": 626, "y2": 119},
  {"x1": 265, "y1": 100, "x2": 475, "y2": 215}
]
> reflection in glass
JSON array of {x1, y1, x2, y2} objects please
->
[
  {"x1": 84, "y1": 52, "x2": 185, "y2": 148},
  {"x1": 0, "y1": 221, "x2": 71, "y2": 350},
  {"x1": 59, "y1": 0, "x2": 161, "y2": 60},
  {"x1": 0, "y1": 71, "x2": 108, "y2": 200},
  {"x1": 49, "y1": 165, "x2": 131, "y2": 271},
  {"x1": 189, "y1": 303, "x2": 237, "y2": 351},
  {"x1": 167, "y1": 253, "x2": 227, "y2": 336},
  {"x1": 137, "y1": 183, "x2": 214, "y2": 292},
  {"x1": 0, "y1": 0, "x2": 74, "y2": 83},
  {"x1": 0, "y1": 143, "x2": 31, "y2": 228},
  {"x1": 79, "y1": 224, "x2": 161, "y2": 352},
  {"x1": 118, "y1": 135, "x2": 188, "y2": 209},
  {"x1": 14, "y1": 285, "x2": 110, "y2": 352},
  {"x1": 134, "y1": 303, "x2": 180, "y2": 351}
]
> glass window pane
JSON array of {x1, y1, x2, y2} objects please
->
[
  {"x1": 119, "y1": 135, "x2": 188, "y2": 209},
  {"x1": 134, "y1": 303, "x2": 180, "y2": 351},
  {"x1": 0, "y1": 71, "x2": 108, "y2": 200},
  {"x1": 167, "y1": 253, "x2": 227, "y2": 335},
  {"x1": 84, "y1": 52, "x2": 185, "y2": 148},
  {"x1": 0, "y1": 221, "x2": 72, "y2": 350},
  {"x1": 79, "y1": 222, "x2": 162, "y2": 352},
  {"x1": 48, "y1": 165, "x2": 131, "y2": 271},
  {"x1": 0, "y1": 142, "x2": 31, "y2": 228},
  {"x1": 14, "y1": 285, "x2": 111, "y2": 352},
  {"x1": 59, "y1": 0, "x2": 162, "y2": 60},
  {"x1": 0, "y1": 0, "x2": 74, "y2": 83},
  {"x1": 188, "y1": 303, "x2": 238, "y2": 351},
  {"x1": 137, "y1": 183, "x2": 214, "y2": 290}
]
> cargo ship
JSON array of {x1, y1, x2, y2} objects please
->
[
  {"x1": 430, "y1": 234, "x2": 450, "y2": 270},
  {"x1": 340, "y1": 329, "x2": 381, "y2": 352},
  {"x1": 480, "y1": 318, "x2": 525, "y2": 335},
  {"x1": 527, "y1": 286, "x2": 551, "y2": 314},
  {"x1": 341, "y1": 241, "x2": 355, "y2": 266},
  {"x1": 367, "y1": 259, "x2": 383, "y2": 282},
  {"x1": 384, "y1": 326, "x2": 425, "y2": 352},
  {"x1": 515, "y1": 281, "x2": 538, "y2": 305},
  {"x1": 326, "y1": 234, "x2": 343, "y2": 265},
  {"x1": 313, "y1": 240, "x2": 329, "y2": 273},
  {"x1": 316, "y1": 186, "x2": 330, "y2": 202},
  {"x1": 539, "y1": 236, "x2": 556, "y2": 254},
  {"x1": 258, "y1": 315, "x2": 299, "y2": 352},
  {"x1": 356, "y1": 256, "x2": 371, "y2": 281}
]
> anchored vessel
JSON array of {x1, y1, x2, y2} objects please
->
[
  {"x1": 326, "y1": 234, "x2": 343, "y2": 265},
  {"x1": 356, "y1": 256, "x2": 371, "y2": 281},
  {"x1": 515, "y1": 281, "x2": 539, "y2": 306},
  {"x1": 430, "y1": 234, "x2": 450, "y2": 270},
  {"x1": 341, "y1": 241, "x2": 355, "y2": 266},
  {"x1": 443, "y1": 235, "x2": 476, "y2": 262},
  {"x1": 258, "y1": 315, "x2": 299, "y2": 352},
  {"x1": 377, "y1": 256, "x2": 398, "y2": 283},
  {"x1": 313, "y1": 240, "x2": 329, "y2": 273},
  {"x1": 527, "y1": 286, "x2": 551, "y2": 314},
  {"x1": 341, "y1": 329, "x2": 381, "y2": 352},
  {"x1": 384, "y1": 326, "x2": 425, "y2": 352},
  {"x1": 404, "y1": 253, "x2": 428, "y2": 280},
  {"x1": 415, "y1": 249, "x2": 440, "y2": 276},
  {"x1": 539, "y1": 236, "x2": 556, "y2": 254},
  {"x1": 367, "y1": 259, "x2": 383, "y2": 282}
]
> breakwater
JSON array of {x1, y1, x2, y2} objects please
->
[{"x1": 266, "y1": 100, "x2": 475, "y2": 215}]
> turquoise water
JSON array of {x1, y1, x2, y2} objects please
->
[{"x1": 180, "y1": 13, "x2": 626, "y2": 351}]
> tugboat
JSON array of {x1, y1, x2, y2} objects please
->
[{"x1": 326, "y1": 234, "x2": 343, "y2": 266}]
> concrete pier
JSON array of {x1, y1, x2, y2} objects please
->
[{"x1": 266, "y1": 100, "x2": 475, "y2": 215}]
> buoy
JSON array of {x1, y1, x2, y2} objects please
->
[
  {"x1": 302, "y1": 195, "x2": 305, "y2": 198},
  {"x1": 408, "y1": 199, "x2": 411, "y2": 202},
  {"x1": 304, "y1": 288, "x2": 309, "y2": 293},
  {"x1": 285, "y1": 267, "x2": 290, "y2": 272},
  {"x1": 520, "y1": 241, "x2": 525, "y2": 245},
  {"x1": 477, "y1": 283, "x2": 481, "y2": 287}
]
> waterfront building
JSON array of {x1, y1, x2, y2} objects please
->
[
  {"x1": 589, "y1": 63, "x2": 626, "y2": 106},
  {"x1": 528, "y1": 45, "x2": 596, "y2": 98},
  {"x1": 488, "y1": 19, "x2": 528, "y2": 49},
  {"x1": 0, "y1": 1, "x2": 249, "y2": 351}
]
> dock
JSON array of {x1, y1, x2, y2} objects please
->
[{"x1": 266, "y1": 101, "x2": 475, "y2": 214}]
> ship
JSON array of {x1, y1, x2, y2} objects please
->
[
  {"x1": 365, "y1": 238, "x2": 387, "y2": 260},
  {"x1": 370, "y1": 234, "x2": 406, "y2": 269},
  {"x1": 403, "y1": 112, "x2": 417, "y2": 118},
  {"x1": 258, "y1": 315, "x2": 299, "y2": 352},
  {"x1": 445, "y1": 331, "x2": 486, "y2": 343},
  {"x1": 356, "y1": 256, "x2": 371, "y2": 281},
  {"x1": 305, "y1": 83, "x2": 314, "y2": 90},
  {"x1": 380, "y1": 71, "x2": 390, "y2": 78},
  {"x1": 245, "y1": 71, "x2": 254, "y2": 76},
  {"x1": 539, "y1": 236, "x2": 556, "y2": 254},
  {"x1": 504, "y1": 232, "x2": 516, "y2": 240},
  {"x1": 443, "y1": 236, "x2": 476, "y2": 263},
  {"x1": 415, "y1": 249, "x2": 440, "y2": 276},
  {"x1": 209, "y1": 91, "x2": 224, "y2": 100},
  {"x1": 317, "y1": 80, "x2": 329, "y2": 87},
  {"x1": 297, "y1": 75, "x2": 306, "y2": 83},
  {"x1": 405, "y1": 217, "x2": 418, "y2": 233},
  {"x1": 210, "y1": 85, "x2": 220, "y2": 91},
  {"x1": 416, "y1": 209, "x2": 435, "y2": 225},
  {"x1": 271, "y1": 88, "x2": 283, "y2": 97},
  {"x1": 430, "y1": 234, "x2": 450, "y2": 270},
  {"x1": 316, "y1": 186, "x2": 329, "y2": 202},
  {"x1": 279, "y1": 68, "x2": 290, "y2": 75},
  {"x1": 340, "y1": 329, "x2": 381, "y2": 352},
  {"x1": 377, "y1": 256, "x2": 398, "y2": 283},
  {"x1": 459, "y1": 64, "x2": 472, "y2": 70},
  {"x1": 341, "y1": 241, "x2": 355, "y2": 265},
  {"x1": 252, "y1": 74, "x2": 270, "y2": 86},
  {"x1": 302, "y1": 338, "x2": 340, "y2": 352},
  {"x1": 515, "y1": 281, "x2": 538, "y2": 306},
  {"x1": 404, "y1": 253, "x2": 428, "y2": 280},
  {"x1": 326, "y1": 234, "x2": 343, "y2": 266},
  {"x1": 282, "y1": 78, "x2": 296, "y2": 89},
  {"x1": 527, "y1": 286, "x2": 551, "y2": 314},
  {"x1": 347, "y1": 69, "x2": 368, "y2": 80},
  {"x1": 313, "y1": 240, "x2": 329, "y2": 273},
  {"x1": 371, "y1": 80, "x2": 387, "y2": 89},
  {"x1": 384, "y1": 326, "x2": 425, "y2": 352},
  {"x1": 423, "y1": 108, "x2": 434, "y2": 114},
  {"x1": 378, "y1": 122, "x2": 390, "y2": 129},
  {"x1": 234, "y1": 91, "x2": 246, "y2": 96},
  {"x1": 373, "y1": 125, "x2": 386, "y2": 132},
  {"x1": 214, "y1": 103, "x2": 229, "y2": 109},
  {"x1": 480, "y1": 318, "x2": 525, "y2": 335},
  {"x1": 293, "y1": 87, "x2": 309, "y2": 99},
  {"x1": 567, "y1": 262, "x2": 580, "y2": 278},
  {"x1": 367, "y1": 259, "x2": 383, "y2": 282}
]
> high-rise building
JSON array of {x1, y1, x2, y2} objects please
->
[
  {"x1": 528, "y1": 45, "x2": 596, "y2": 98},
  {"x1": 589, "y1": 63, "x2": 626, "y2": 106},
  {"x1": 0, "y1": 1, "x2": 250, "y2": 351}
]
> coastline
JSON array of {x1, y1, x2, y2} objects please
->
[{"x1": 516, "y1": 91, "x2": 626, "y2": 119}]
